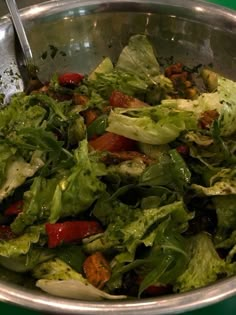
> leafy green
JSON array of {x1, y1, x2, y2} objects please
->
[
  {"x1": 11, "y1": 140, "x2": 106, "y2": 232},
  {"x1": 48, "y1": 139, "x2": 106, "y2": 222},
  {"x1": 0, "y1": 151, "x2": 44, "y2": 202},
  {"x1": 0, "y1": 247, "x2": 54, "y2": 272},
  {"x1": 11, "y1": 176, "x2": 58, "y2": 233},
  {"x1": 107, "y1": 106, "x2": 198, "y2": 145},
  {"x1": 116, "y1": 34, "x2": 161, "y2": 81},
  {"x1": 33, "y1": 257, "x2": 85, "y2": 281},
  {"x1": 56, "y1": 245, "x2": 86, "y2": 273},
  {"x1": 36, "y1": 278, "x2": 127, "y2": 300},
  {"x1": 174, "y1": 233, "x2": 232, "y2": 292},
  {"x1": 88, "y1": 70, "x2": 148, "y2": 98},
  {"x1": 213, "y1": 195, "x2": 236, "y2": 244},
  {"x1": 0, "y1": 225, "x2": 44, "y2": 258},
  {"x1": 0, "y1": 143, "x2": 16, "y2": 186},
  {"x1": 115, "y1": 34, "x2": 173, "y2": 100},
  {"x1": 84, "y1": 200, "x2": 192, "y2": 257},
  {"x1": 191, "y1": 168, "x2": 236, "y2": 196},
  {"x1": 162, "y1": 70, "x2": 236, "y2": 136}
]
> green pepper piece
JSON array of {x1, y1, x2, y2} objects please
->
[{"x1": 87, "y1": 114, "x2": 108, "y2": 139}]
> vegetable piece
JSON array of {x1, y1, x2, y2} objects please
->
[
  {"x1": 0, "y1": 225, "x2": 15, "y2": 240},
  {"x1": 56, "y1": 245, "x2": 86, "y2": 273},
  {"x1": 83, "y1": 252, "x2": 111, "y2": 289},
  {"x1": 162, "y1": 70, "x2": 236, "y2": 136},
  {"x1": 36, "y1": 279, "x2": 127, "y2": 300},
  {"x1": 45, "y1": 221, "x2": 103, "y2": 248},
  {"x1": 88, "y1": 57, "x2": 114, "y2": 81},
  {"x1": 58, "y1": 73, "x2": 84, "y2": 86},
  {"x1": 84, "y1": 200, "x2": 192, "y2": 256},
  {"x1": 34, "y1": 257, "x2": 126, "y2": 300},
  {"x1": 33, "y1": 258, "x2": 85, "y2": 281},
  {"x1": 4, "y1": 200, "x2": 23, "y2": 216},
  {"x1": 116, "y1": 34, "x2": 160, "y2": 83},
  {"x1": 87, "y1": 114, "x2": 108, "y2": 139},
  {"x1": 109, "y1": 90, "x2": 148, "y2": 108},
  {"x1": 0, "y1": 154, "x2": 44, "y2": 202},
  {"x1": 0, "y1": 248, "x2": 54, "y2": 273},
  {"x1": 191, "y1": 168, "x2": 236, "y2": 196},
  {"x1": 89, "y1": 132, "x2": 135, "y2": 152},
  {"x1": 0, "y1": 225, "x2": 43, "y2": 258},
  {"x1": 83, "y1": 109, "x2": 99, "y2": 126},
  {"x1": 10, "y1": 177, "x2": 59, "y2": 234},
  {"x1": 213, "y1": 195, "x2": 236, "y2": 245},
  {"x1": 174, "y1": 233, "x2": 234, "y2": 293},
  {"x1": 107, "y1": 106, "x2": 197, "y2": 145}
]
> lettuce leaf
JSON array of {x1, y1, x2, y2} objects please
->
[
  {"x1": 0, "y1": 93, "x2": 46, "y2": 137},
  {"x1": 174, "y1": 233, "x2": 232, "y2": 292},
  {"x1": 48, "y1": 139, "x2": 106, "y2": 222},
  {"x1": 116, "y1": 34, "x2": 173, "y2": 99},
  {"x1": 213, "y1": 195, "x2": 236, "y2": 244},
  {"x1": 84, "y1": 200, "x2": 192, "y2": 256},
  {"x1": 116, "y1": 34, "x2": 161, "y2": 81},
  {"x1": 0, "y1": 225, "x2": 44, "y2": 258},
  {"x1": 11, "y1": 140, "x2": 106, "y2": 233},
  {"x1": 11, "y1": 176, "x2": 58, "y2": 234},
  {"x1": 0, "y1": 247, "x2": 53, "y2": 272},
  {"x1": 107, "y1": 106, "x2": 197, "y2": 145},
  {"x1": 0, "y1": 151, "x2": 44, "y2": 202},
  {"x1": 191, "y1": 168, "x2": 236, "y2": 196}
]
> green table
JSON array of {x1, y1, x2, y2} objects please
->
[{"x1": 1, "y1": 0, "x2": 236, "y2": 314}]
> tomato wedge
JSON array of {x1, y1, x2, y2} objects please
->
[
  {"x1": 58, "y1": 72, "x2": 84, "y2": 86},
  {"x1": 45, "y1": 220, "x2": 103, "y2": 248},
  {"x1": 89, "y1": 132, "x2": 135, "y2": 152},
  {"x1": 4, "y1": 200, "x2": 23, "y2": 216}
]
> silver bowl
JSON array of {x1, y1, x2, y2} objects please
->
[{"x1": 0, "y1": 0, "x2": 236, "y2": 314}]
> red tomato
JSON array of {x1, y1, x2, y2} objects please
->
[
  {"x1": 4, "y1": 200, "x2": 23, "y2": 216},
  {"x1": 110, "y1": 90, "x2": 148, "y2": 108},
  {"x1": 45, "y1": 220, "x2": 103, "y2": 248},
  {"x1": 89, "y1": 132, "x2": 135, "y2": 152},
  {"x1": 58, "y1": 72, "x2": 84, "y2": 86}
]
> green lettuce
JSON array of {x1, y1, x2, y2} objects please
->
[
  {"x1": 174, "y1": 233, "x2": 232, "y2": 292},
  {"x1": 84, "y1": 200, "x2": 192, "y2": 256},
  {"x1": 107, "y1": 106, "x2": 198, "y2": 145},
  {"x1": 191, "y1": 168, "x2": 236, "y2": 196},
  {"x1": 116, "y1": 34, "x2": 160, "y2": 80},
  {"x1": 11, "y1": 140, "x2": 106, "y2": 233},
  {"x1": 0, "y1": 225, "x2": 44, "y2": 258},
  {"x1": 162, "y1": 70, "x2": 236, "y2": 137},
  {"x1": 34, "y1": 258, "x2": 127, "y2": 300},
  {"x1": 0, "y1": 151, "x2": 44, "y2": 202},
  {"x1": 48, "y1": 140, "x2": 106, "y2": 222},
  {"x1": 0, "y1": 143, "x2": 17, "y2": 187},
  {"x1": 213, "y1": 195, "x2": 236, "y2": 244},
  {"x1": 0, "y1": 93, "x2": 46, "y2": 137},
  {"x1": 0, "y1": 247, "x2": 53, "y2": 273}
]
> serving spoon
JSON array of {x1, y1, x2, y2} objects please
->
[{"x1": 5, "y1": 0, "x2": 42, "y2": 93}]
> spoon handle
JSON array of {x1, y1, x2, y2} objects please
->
[{"x1": 5, "y1": 0, "x2": 33, "y2": 63}]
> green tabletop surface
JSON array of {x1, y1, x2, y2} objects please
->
[{"x1": 1, "y1": 0, "x2": 236, "y2": 314}]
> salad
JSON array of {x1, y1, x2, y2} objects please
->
[{"x1": 0, "y1": 34, "x2": 236, "y2": 300}]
